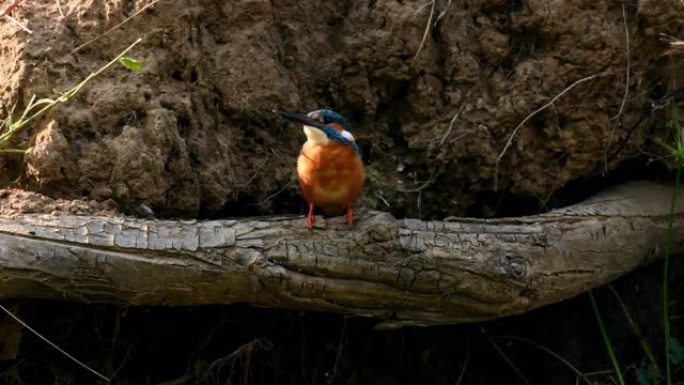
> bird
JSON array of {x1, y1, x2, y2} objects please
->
[{"x1": 274, "y1": 109, "x2": 364, "y2": 230}]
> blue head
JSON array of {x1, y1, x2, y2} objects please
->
[
  {"x1": 275, "y1": 108, "x2": 361, "y2": 156},
  {"x1": 306, "y1": 109, "x2": 352, "y2": 133}
]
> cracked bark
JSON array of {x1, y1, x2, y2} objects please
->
[{"x1": 0, "y1": 181, "x2": 682, "y2": 327}]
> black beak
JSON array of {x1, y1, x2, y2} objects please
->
[{"x1": 273, "y1": 109, "x2": 328, "y2": 130}]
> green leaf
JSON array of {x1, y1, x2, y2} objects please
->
[
  {"x1": 119, "y1": 57, "x2": 142, "y2": 71},
  {"x1": 669, "y1": 337, "x2": 684, "y2": 365}
]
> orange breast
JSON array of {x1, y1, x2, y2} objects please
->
[{"x1": 297, "y1": 142, "x2": 364, "y2": 216}]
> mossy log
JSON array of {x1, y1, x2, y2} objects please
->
[{"x1": 0, "y1": 182, "x2": 682, "y2": 328}]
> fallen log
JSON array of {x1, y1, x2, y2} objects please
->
[{"x1": 0, "y1": 181, "x2": 682, "y2": 327}]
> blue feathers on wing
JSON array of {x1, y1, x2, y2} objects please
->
[{"x1": 320, "y1": 125, "x2": 362, "y2": 156}]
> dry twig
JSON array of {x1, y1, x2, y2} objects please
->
[
  {"x1": 493, "y1": 336, "x2": 592, "y2": 385},
  {"x1": 0, "y1": 303, "x2": 110, "y2": 382},
  {"x1": 4, "y1": 14, "x2": 30, "y2": 33},
  {"x1": 0, "y1": 0, "x2": 21, "y2": 17},
  {"x1": 55, "y1": 0, "x2": 64, "y2": 17},
  {"x1": 1, "y1": 0, "x2": 31, "y2": 33},
  {"x1": 413, "y1": 0, "x2": 435, "y2": 60},
  {"x1": 439, "y1": 105, "x2": 465, "y2": 146},
  {"x1": 454, "y1": 348, "x2": 470, "y2": 385},
  {"x1": 663, "y1": 38, "x2": 684, "y2": 56},
  {"x1": 71, "y1": 0, "x2": 160, "y2": 54},
  {"x1": 494, "y1": 73, "x2": 603, "y2": 190},
  {"x1": 611, "y1": 2, "x2": 630, "y2": 121}
]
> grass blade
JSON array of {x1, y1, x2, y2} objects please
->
[
  {"x1": 589, "y1": 290, "x2": 626, "y2": 385},
  {"x1": 482, "y1": 328, "x2": 531, "y2": 385},
  {"x1": 663, "y1": 166, "x2": 681, "y2": 384}
]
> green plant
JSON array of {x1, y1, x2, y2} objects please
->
[
  {"x1": 0, "y1": 38, "x2": 142, "y2": 153},
  {"x1": 592, "y1": 109, "x2": 684, "y2": 385},
  {"x1": 607, "y1": 284, "x2": 659, "y2": 385},
  {"x1": 589, "y1": 290, "x2": 626, "y2": 385},
  {"x1": 654, "y1": 113, "x2": 684, "y2": 385},
  {"x1": 482, "y1": 327, "x2": 531, "y2": 385},
  {"x1": 0, "y1": 37, "x2": 144, "y2": 383}
]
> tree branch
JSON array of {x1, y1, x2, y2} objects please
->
[{"x1": 0, "y1": 181, "x2": 682, "y2": 328}]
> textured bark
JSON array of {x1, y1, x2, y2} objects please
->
[{"x1": 0, "y1": 182, "x2": 682, "y2": 327}]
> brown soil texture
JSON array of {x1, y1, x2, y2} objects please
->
[
  {"x1": 1, "y1": 0, "x2": 682, "y2": 219},
  {"x1": 1, "y1": 1, "x2": 684, "y2": 385},
  {"x1": 0, "y1": 189, "x2": 116, "y2": 216}
]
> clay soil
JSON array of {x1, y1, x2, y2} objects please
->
[{"x1": 0, "y1": 0, "x2": 683, "y2": 384}]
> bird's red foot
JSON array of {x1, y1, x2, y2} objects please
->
[
  {"x1": 346, "y1": 206, "x2": 354, "y2": 227},
  {"x1": 307, "y1": 203, "x2": 315, "y2": 230}
]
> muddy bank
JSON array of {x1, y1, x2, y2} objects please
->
[{"x1": 1, "y1": 1, "x2": 682, "y2": 219}]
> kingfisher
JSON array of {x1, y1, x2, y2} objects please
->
[{"x1": 274, "y1": 109, "x2": 365, "y2": 230}]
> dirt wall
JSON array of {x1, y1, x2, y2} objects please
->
[{"x1": 1, "y1": 0, "x2": 683, "y2": 218}]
